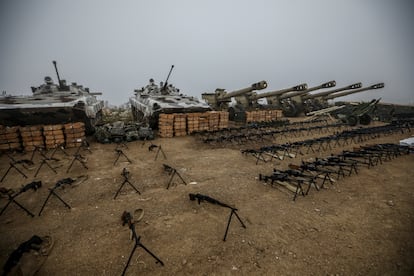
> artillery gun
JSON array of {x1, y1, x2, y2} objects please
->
[
  {"x1": 129, "y1": 65, "x2": 212, "y2": 128},
  {"x1": 0, "y1": 61, "x2": 104, "y2": 133},
  {"x1": 333, "y1": 98, "x2": 382, "y2": 126},
  {"x1": 201, "y1": 81, "x2": 268, "y2": 113},
  {"x1": 324, "y1": 83, "x2": 384, "y2": 101},
  {"x1": 302, "y1": 82, "x2": 362, "y2": 114}
]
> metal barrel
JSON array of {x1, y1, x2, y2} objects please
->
[
  {"x1": 302, "y1": 82, "x2": 362, "y2": 100},
  {"x1": 324, "y1": 83, "x2": 384, "y2": 100},
  {"x1": 279, "y1": 80, "x2": 336, "y2": 100},
  {"x1": 52, "y1": 60, "x2": 62, "y2": 86},
  {"x1": 251, "y1": 83, "x2": 307, "y2": 101},
  {"x1": 219, "y1": 80, "x2": 268, "y2": 100}
]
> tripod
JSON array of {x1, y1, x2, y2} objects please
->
[
  {"x1": 163, "y1": 164, "x2": 186, "y2": 189},
  {"x1": 114, "y1": 149, "x2": 132, "y2": 165}
]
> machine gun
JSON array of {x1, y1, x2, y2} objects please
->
[
  {"x1": 189, "y1": 193, "x2": 246, "y2": 241},
  {"x1": 38, "y1": 178, "x2": 77, "y2": 216},
  {"x1": 120, "y1": 211, "x2": 164, "y2": 275},
  {"x1": 0, "y1": 181, "x2": 42, "y2": 217}
]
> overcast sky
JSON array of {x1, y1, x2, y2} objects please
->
[{"x1": 1, "y1": 0, "x2": 413, "y2": 106}]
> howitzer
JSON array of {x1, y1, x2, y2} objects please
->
[
  {"x1": 201, "y1": 80, "x2": 268, "y2": 111},
  {"x1": 189, "y1": 193, "x2": 246, "y2": 241},
  {"x1": 325, "y1": 83, "x2": 384, "y2": 101},
  {"x1": 334, "y1": 97, "x2": 382, "y2": 126},
  {"x1": 302, "y1": 82, "x2": 362, "y2": 113}
]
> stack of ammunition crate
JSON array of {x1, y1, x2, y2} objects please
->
[
  {"x1": 208, "y1": 112, "x2": 220, "y2": 131},
  {"x1": 246, "y1": 109, "x2": 283, "y2": 123},
  {"x1": 198, "y1": 113, "x2": 210, "y2": 131},
  {"x1": 158, "y1": 114, "x2": 174, "y2": 138},
  {"x1": 0, "y1": 126, "x2": 21, "y2": 151},
  {"x1": 43, "y1": 124, "x2": 65, "y2": 149},
  {"x1": 187, "y1": 113, "x2": 200, "y2": 134},
  {"x1": 218, "y1": 111, "x2": 229, "y2": 129},
  {"x1": 173, "y1": 114, "x2": 187, "y2": 137},
  {"x1": 64, "y1": 122, "x2": 86, "y2": 148},
  {"x1": 20, "y1": 125, "x2": 44, "y2": 151}
]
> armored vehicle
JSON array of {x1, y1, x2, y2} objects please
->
[
  {"x1": 0, "y1": 61, "x2": 104, "y2": 133},
  {"x1": 130, "y1": 65, "x2": 211, "y2": 128}
]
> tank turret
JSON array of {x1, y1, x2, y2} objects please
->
[
  {"x1": 129, "y1": 65, "x2": 212, "y2": 128},
  {"x1": 324, "y1": 83, "x2": 384, "y2": 100},
  {"x1": 201, "y1": 81, "x2": 267, "y2": 110}
]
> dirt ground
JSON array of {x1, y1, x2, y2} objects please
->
[{"x1": 0, "y1": 120, "x2": 413, "y2": 276}]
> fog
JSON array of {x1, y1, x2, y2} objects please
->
[{"x1": 1, "y1": 0, "x2": 413, "y2": 105}]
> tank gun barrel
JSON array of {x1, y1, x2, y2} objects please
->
[
  {"x1": 251, "y1": 83, "x2": 307, "y2": 101},
  {"x1": 219, "y1": 81, "x2": 268, "y2": 100},
  {"x1": 52, "y1": 60, "x2": 62, "y2": 88},
  {"x1": 302, "y1": 82, "x2": 362, "y2": 100},
  {"x1": 162, "y1": 65, "x2": 175, "y2": 92},
  {"x1": 325, "y1": 83, "x2": 384, "y2": 100}
]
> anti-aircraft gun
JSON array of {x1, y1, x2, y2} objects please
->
[
  {"x1": 301, "y1": 82, "x2": 362, "y2": 114},
  {"x1": 201, "y1": 81, "x2": 268, "y2": 111}
]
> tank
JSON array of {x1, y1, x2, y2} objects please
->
[
  {"x1": 130, "y1": 65, "x2": 212, "y2": 128},
  {"x1": 0, "y1": 61, "x2": 104, "y2": 134}
]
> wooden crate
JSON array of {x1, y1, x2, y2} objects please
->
[{"x1": 20, "y1": 125, "x2": 44, "y2": 151}]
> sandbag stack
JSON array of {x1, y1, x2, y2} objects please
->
[
  {"x1": 173, "y1": 114, "x2": 187, "y2": 137},
  {"x1": 0, "y1": 126, "x2": 21, "y2": 151},
  {"x1": 20, "y1": 125, "x2": 44, "y2": 151},
  {"x1": 43, "y1": 124, "x2": 65, "y2": 149},
  {"x1": 158, "y1": 114, "x2": 174, "y2": 138},
  {"x1": 64, "y1": 122, "x2": 86, "y2": 148}
]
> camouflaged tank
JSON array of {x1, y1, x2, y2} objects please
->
[
  {"x1": 0, "y1": 61, "x2": 104, "y2": 133},
  {"x1": 129, "y1": 65, "x2": 211, "y2": 128}
]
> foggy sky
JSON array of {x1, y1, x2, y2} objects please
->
[{"x1": 1, "y1": 0, "x2": 413, "y2": 106}]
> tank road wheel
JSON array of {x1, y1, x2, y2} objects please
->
[
  {"x1": 346, "y1": 115, "x2": 358, "y2": 126},
  {"x1": 359, "y1": 114, "x2": 372, "y2": 125}
]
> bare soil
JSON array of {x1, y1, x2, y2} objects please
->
[{"x1": 1, "y1": 121, "x2": 413, "y2": 276}]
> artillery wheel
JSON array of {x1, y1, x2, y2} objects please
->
[
  {"x1": 359, "y1": 114, "x2": 372, "y2": 125},
  {"x1": 282, "y1": 103, "x2": 298, "y2": 117},
  {"x1": 347, "y1": 115, "x2": 358, "y2": 126}
]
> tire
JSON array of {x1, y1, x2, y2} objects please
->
[{"x1": 359, "y1": 114, "x2": 372, "y2": 125}]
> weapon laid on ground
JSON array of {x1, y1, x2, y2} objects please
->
[
  {"x1": 2, "y1": 235, "x2": 43, "y2": 275},
  {"x1": 114, "y1": 168, "x2": 141, "y2": 199},
  {"x1": 38, "y1": 178, "x2": 77, "y2": 216},
  {"x1": 120, "y1": 211, "x2": 164, "y2": 276},
  {"x1": 163, "y1": 164, "x2": 187, "y2": 189},
  {"x1": 189, "y1": 193, "x2": 246, "y2": 241},
  {"x1": 0, "y1": 181, "x2": 42, "y2": 217}
]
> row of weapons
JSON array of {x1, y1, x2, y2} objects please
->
[
  {"x1": 257, "y1": 143, "x2": 411, "y2": 201},
  {"x1": 240, "y1": 121, "x2": 412, "y2": 164}
]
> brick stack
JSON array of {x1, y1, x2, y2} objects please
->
[
  {"x1": 64, "y1": 122, "x2": 86, "y2": 148},
  {"x1": 0, "y1": 126, "x2": 21, "y2": 151},
  {"x1": 158, "y1": 114, "x2": 174, "y2": 138},
  {"x1": 173, "y1": 114, "x2": 187, "y2": 137},
  {"x1": 187, "y1": 113, "x2": 200, "y2": 134},
  {"x1": 20, "y1": 125, "x2": 44, "y2": 151},
  {"x1": 218, "y1": 111, "x2": 229, "y2": 129},
  {"x1": 43, "y1": 124, "x2": 65, "y2": 149}
]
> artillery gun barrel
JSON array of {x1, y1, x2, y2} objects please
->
[
  {"x1": 251, "y1": 83, "x2": 307, "y2": 101},
  {"x1": 302, "y1": 82, "x2": 362, "y2": 100},
  {"x1": 278, "y1": 80, "x2": 336, "y2": 100},
  {"x1": 219, "y1": 80, "x2": 267, "y2": 100},
  {"x1": 324, "y1": 83, "x2": 384, "y2": 100},
  {"x1": 52, "y1": 60, "x2": 62, "y2": 87}
]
